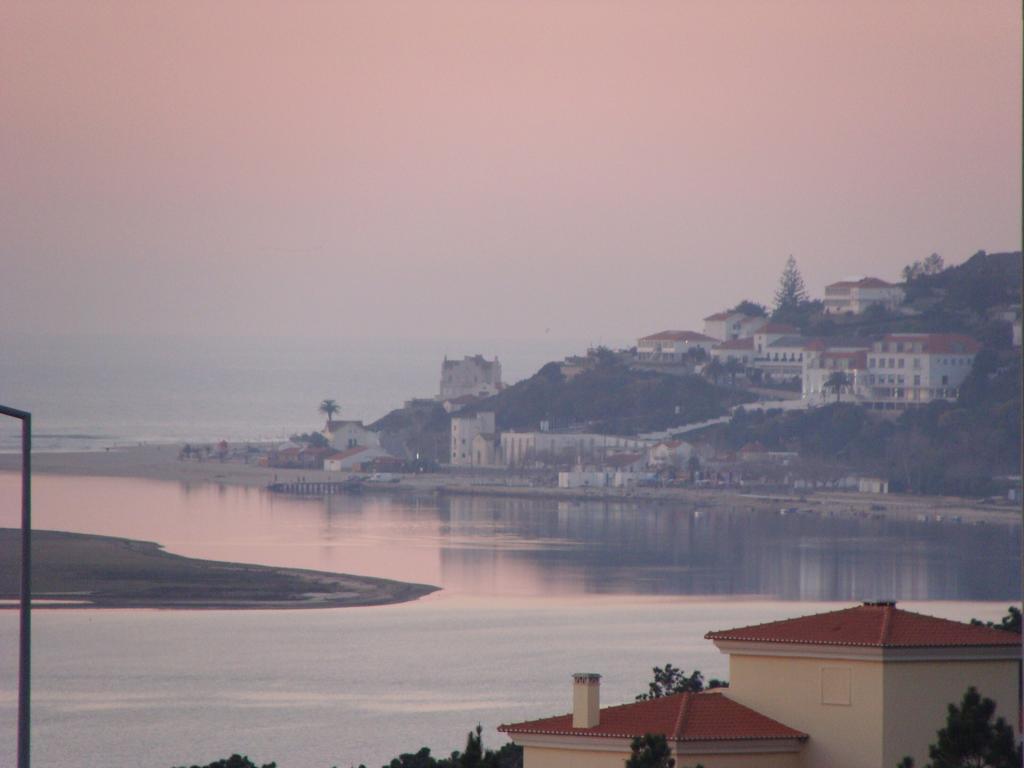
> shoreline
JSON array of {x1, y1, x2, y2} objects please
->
[
  {"x1": 0, "y1": 444, "x2": 1020, "y2": 526},
  {"x1": 0, "y1": 528, "x2": 439, "y2": 610}
]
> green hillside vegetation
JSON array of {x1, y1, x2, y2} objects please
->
[
  {"x1": 714, "y1": 352, "x2": 1021, "y2": 496},
  {"x1": 466, "y1": 350, "x2": 752, "y2": 435},
  {"x1": 786, "y1": 251, "x2": 1022, "y2": 348}
]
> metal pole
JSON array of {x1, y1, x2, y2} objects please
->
[
  {"x1": 1, "y1": 405, "x2": 31, "y2": 768},
  {"x1": 18, "y1": 413, "x2": 30, "y2": 768}
]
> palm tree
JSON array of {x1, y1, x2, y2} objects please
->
[
  {"x1": 824, "y1": 371, "x2": 851, "y2": 403},
  {"x1": 319, "y1": 399, "x2": 340, "y2": 427}
]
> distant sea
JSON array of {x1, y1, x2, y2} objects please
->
[{"x1": 0, "y1": 333, "x2": 599, "y2": 453}]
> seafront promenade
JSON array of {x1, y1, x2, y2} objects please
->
[{"x1": 0, "y1": 444, "x2": 1018, "y2": 526}]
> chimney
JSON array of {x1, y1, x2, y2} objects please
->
[{"x1": 572, "y1": 673, "x2": 601, "y2": 728}]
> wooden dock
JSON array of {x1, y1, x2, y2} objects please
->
[{"x1": 266, "y1": 480, "x2": 363, "y2": 496}]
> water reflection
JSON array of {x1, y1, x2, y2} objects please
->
[
  {"x1": 0, "y1": 473, "x2": 1018, "y2": 601},
  {"x1": 431, "y1": 495, "x2": 1018, "y2": 600}
]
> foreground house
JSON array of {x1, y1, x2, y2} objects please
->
[{"x1": 500, "y1": 602, "x2": 1019, "y2": 768}]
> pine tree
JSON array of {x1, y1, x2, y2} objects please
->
[
  {"x1": 625, "y1": 734, "x2": 676, "y2": 768},
  {"x1": 897, "y1": 687, "x2": 1021, "y2": 768},
  {"x1": 773, "y1": 256, "x2": 808, "y2": 313}
]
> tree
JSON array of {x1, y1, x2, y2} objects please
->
[
  {"x1": 175, "y1": 756, "x2": 276, "y2": 768},
  {"x1": 824, "y1": 371, "x2": 851, "y2": 403},
  {"x1": 731, "y1": 300, "x2": 767, "y2": 317},
  {"x1": 625, "y1": 734, "x2": 676, "y2": 768},
  {"x1": 636, "y1": 664, "x2": 727, "y2": 701},
  {"x1": 970, "y1": 606, "x2": 1021, "y2": 634},
  {"x1": 773, "y1": 256, "x2": 808, "y2": 315},
  {"x1": 319, "y1": 398, "x2": 340, "y2": 426},
  {"x1": 922, "y1": 252, "x2": 944, "y2": 275},
  {"x1": 897, "y1": 687, "x2": 1021, "y2": 768}
]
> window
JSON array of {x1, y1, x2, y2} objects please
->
[
  {"x1": 913, "y1": 358, "x2": 920, "y2": 369},
  {"x1": 942, "y1": 375, "x2": 948, "y2": 385},
  {"x1": 869, "y1": 358, "x2": 875, "y2": 367},
  {"x1": 913, "y1": 375, "x2": 920, "y2": 386},
  {"x1": 898, "y1": 359, "x2": 904, "y2": 369}
]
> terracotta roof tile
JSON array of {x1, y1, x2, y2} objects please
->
[
  {"x1": 706, "y1": 602, "x2": 1020, "y2": 648},
  {"x1": 499, "y1": 692, "x2": 807, "y2": 742}
]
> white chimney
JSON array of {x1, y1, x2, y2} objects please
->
[{"x1": 572, "y1": 673, "x2": 601, "y2": 728}]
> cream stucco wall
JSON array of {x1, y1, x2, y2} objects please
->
[
  {"x1": 523, "y1": 744, "x2": 802, "y2": 768},
  {"x1": 727, "y1": 654, "x2": 884, "y2": 768},
  {"x1": 882, "y1": 659, "x2": 1020, "y2": 768},
  {"x1": 523, "y1": 745, "x2": 628, "y2": 768}
]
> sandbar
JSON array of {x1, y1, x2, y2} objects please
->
[{"x1": 0, "y1": 528, "x2": 439, "y2": 609}]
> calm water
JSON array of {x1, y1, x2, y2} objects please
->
[{"x1": 0, "y1": 473, "x2": 1019, "y2": 767}]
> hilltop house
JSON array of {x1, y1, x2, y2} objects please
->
[
  {"x1": 440, "y1": 355, "x2": 503, "y2": 400},
  {"x1": 823, "y1": 277, "x2": 905, "y2": 315},
  {"x1": 637, "y1": 331, "x2": 718, "y2": 364},
  {"x1": 710, "y1": 337, "x2": 755, "y2": 366},
  {"x1": 500, "y1": 602, "x2": 1020, "y2": 768},
  {"x1": 703, "y1": 311, "x2": 768, "y2": 341}
]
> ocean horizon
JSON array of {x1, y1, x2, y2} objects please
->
[{"x1": 0, "y1": 332, "x2": 607, "y2": 453}]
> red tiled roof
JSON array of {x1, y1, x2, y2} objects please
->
[
  {"x1": 641, "y1": 330, "x2": 718, "y2": 342},
  {"x1": 706, "y1": 602, "x2": 1021, "y2": 648},
  {"x1": 856, "y1": 277, "x2": 897, "y2": 288},
  {"x1": 499, "y1": 692, "x2": 806, "y2": 742},
  {"x1": 715, "y1": 338, "x2": 755, "y2": 350},
  {"x1": 826, "y1": 277, "x2": 898, "y2": 290},
  {"x1": 879, "y1": 333, "x2": 981, "y2": 354}
]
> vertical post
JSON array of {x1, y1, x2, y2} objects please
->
[{"x1": 18, "y1": 412, "x2": 31, "y2": 768}]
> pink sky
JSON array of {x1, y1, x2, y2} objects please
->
[{"x1": 1, "y1": 1, "x2": 1020, "y2": 343}]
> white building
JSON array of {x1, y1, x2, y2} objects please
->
[
  {"x1": 439, "y1": 355, "x2": 502, "y2": 400},
  {"x1": 752, "y1": 335, "x2": 806, "y2": 381},
  {"x1": 636, "y1": 330, "x2": 718, "y2": 363},
  {"x1": 450, "y1": 411, "x2": 496, "y2": 466},
  {"x1": 703, "y1": 311, "x2": 767, "y2": 341},
  {"x1": 710, "y1": 337, "x2": 755, "y2": 366},
  {"x1": 501, "y1": 430, "x2": 652, "y2": 468},
  {"x1": 803, "y1": 333, "x2": 980, "y2": 409},
  {"x1": 751, "y1": 322, "x2": 799, "y2": 355},
  {"x1": 322, "y1": 420, "x2": 382, "y2": 451},
  {"x1": 823, "y1": 277, "x2": 905, "y2": 314}
]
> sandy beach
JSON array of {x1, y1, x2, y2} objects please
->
[{"x1": 0, "y1": 444, "x2": 1020, "y2": 526}]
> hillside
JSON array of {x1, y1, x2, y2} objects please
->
[
  {"x1": 796, "y1": 251, "x2": 1022, "y2": 348},
  {"x1": 464, "y1": 353, "x2": 752, "y2": 435},
  {"x1": 712, "y1": 353, "x2": 1021, "y2": 496}
]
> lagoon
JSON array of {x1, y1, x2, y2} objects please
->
[{"x1": 0, "y1": 473, "x2": 1018, "y2": 767}]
